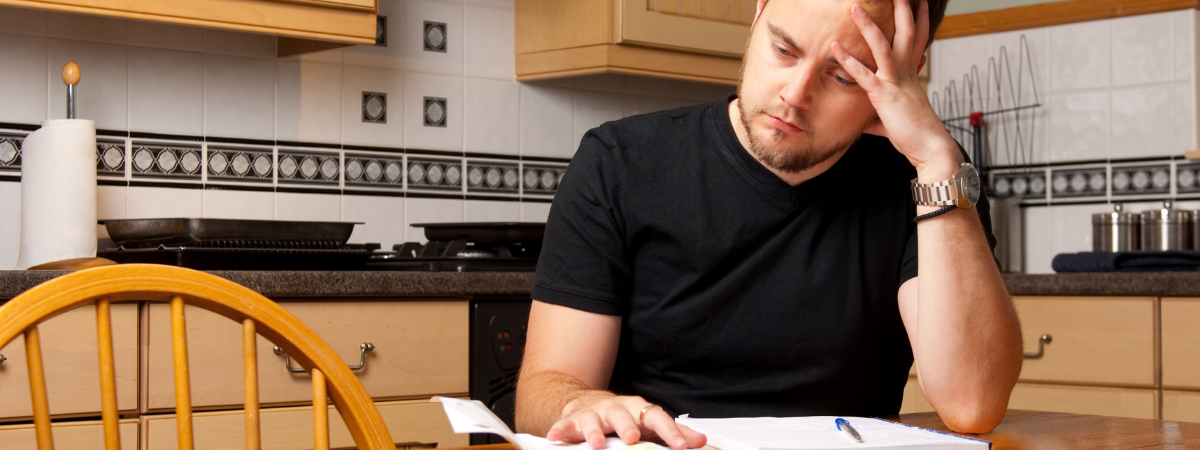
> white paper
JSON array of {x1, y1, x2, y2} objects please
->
[
  {"x1": 675, "y1": 416, "x2": 989, "y2": 450},
  {"x1": 432, "y1": 397, "x2": 670, "y2": 450},
  {"x1": 17, "y1": 119, "x2": 97, "y2": 269}
]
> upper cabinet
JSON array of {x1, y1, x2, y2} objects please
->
[
  {"x1": 516, "y1": 0, "x2": 756, "y2": 85},
  {"x1": 0, "y1": 0, "x2": 377, "y2": 56}
]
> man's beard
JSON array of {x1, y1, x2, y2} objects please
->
[{"x1": 737, "y1": 100, "x2": 868, "y2": 174}]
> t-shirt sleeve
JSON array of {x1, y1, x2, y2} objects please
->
[
  {"x1": 896, "y1": 147, "x2": 1000, "y2": 287},
  {"x1": 531, "y1": 129, "x2": 631, "y2": 316}
]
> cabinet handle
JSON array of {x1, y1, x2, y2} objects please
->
[
  {"x1": 273, "y1": 343, "x2": 375, "y2": 374},
  {"x1": 0, "y1": 354, "x2": 5, "y2": 364},
  {"x1": 1022, "y1": 334, "x2": 1052, "y2": 359}
]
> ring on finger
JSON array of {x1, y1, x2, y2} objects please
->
[{"x1": 638, "y1": 404, "x2": 663, "y2": 428}]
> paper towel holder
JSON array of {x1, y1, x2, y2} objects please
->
[{"x1": 62, "y1": 61, "x2": 80, "y2": 119}]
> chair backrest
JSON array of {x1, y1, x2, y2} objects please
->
[{"x1": 0, "y1": 264, "x2": 395, "y2": 450}]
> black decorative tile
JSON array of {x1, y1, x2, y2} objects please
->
[
  {"x1": 523, "y1": 164, "x2": 567, "y2": 195},
  {"x1": 362, "y1": 92, "x2": 387, "y2": 124},
  {"x1": 0, "y1": 134, "x2": 25, "y2": 171},
  {"x1": 345, "y1": 153, "x2": 404, "y2": 189},
  {"x1": 466, "y1": 161, "x2": 520, "y2": 194},
  {"x1": 423, "y1": 21, "x2": 447, "y2": 52},
  {"x1": 278, "y1": 150, "x2": 339, "y2": 186},
  {"x1": 1050, "y1": 167, "x2": 1106, "y2": 198},
  {"x1": 208, "y1": 147, "x2": 273, "y2": 183},
  {"x1": 96, "y1": 140, "x2": 125, "y2": 176},
  {"x1": 1178, "y1": 163, "x2": 1200, "y2": 194},
  {"x1": 375, "y1": 16, "x2": 387, "y2": 47},
  {"x1": 989, "y1": 170, "x2": 1047, "y2": 200},
  {"x1": 130, "y1": 143, "x2": 202, "y2": 179},
  {"x1": 423, "y1": 97, "x2": 447, "y2": 127},
  {"x1": 408, "y1": 157, "x2": 462, "y2": 191},
  {"x1": 1112, "y1": 164, "x2": 1170, "y2": 196}
]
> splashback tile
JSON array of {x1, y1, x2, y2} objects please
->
[
  {"x1": 402, "y1": 0, "x2": 464, "y2": 75},
  {"x1": 1174, "y1": 81, "x2": 1194, "y2": 154},
  {"x1": 407, "y1": 156, "x2": 464, "y2": 193},
  {"x1": 47, "y1": 39, "x2": 128, "y2": 130},
  {"x1": 275, "y1": 191, "x2": 342, "y2": 221},
  {"x1": 203, "y1": 29, "x2": 276, "y2": 59},
  {"x1": 404, "y1": 197, "x2": 464, "y2": 242},
  {"x1": 342, "y1": 66, "x2": 405, "y2": 148},
  {"x1": 127, "y1": 185, "x2": 203, "y2": 219},
  {"x1": 0, "y1": 6, "x2": 48, "y2": 37},
  {"x1": 988, "y1": 28, "x2": 1049, "y2": 103},
  {"x1": 0, "y1": 181, "x2": 19, "y2": 269},
  {"x1": 465, "y1": 0, "x2": 513, "y2": 7},
  {"x1": 464, "y1": 77, "x2": 519, "y2": 155},
  {"x1": 276, "y1": 60, "x2": 342, "y2": 145},
  {"x1": 1048, "y1": 20, "x2": 1110, "y2": 92},
  {"x1": 96, "y1": 185, "x2": 127, "y2": 224},
  {"x1": 1110, "y1": 12, "x2": 1172, "y2": 87},
  {"x1": 1110, "y1": 164, "x2": 1171, "y2": 197},
  {"x1": 206, "y1": 145, "x2": 274, "y2": 184},
  {"x1": 465, "y1": 159, "x2": 520, "y2": 194},
  {"x1": 521, "y1": 163, "x2": 566, "y2": 198},
  {"x1": 344, "y1": 152, "x2": 405, "y2": 190},
  {"x1": 1047, "y1": 90, "x2": 1109, "y2": 163},
  {"x1": 466, "y1": 198, "x2": 519, "y2": 222},
  {"x1": 0, "y1": 33, "x2": 47, "y2": 125},
  {"x1": 1049, "y1": 167, "x2": 1107, "y2": 199},
  {"x1": 520, "y1": 84, "x2": 574, "y2": 159},
  {"x1": 204, "y1": 54, "x2": 275, "y2": 140},
  {"x1": 343, "y1": 0, "x2": 406, "y2": 69},
  {"x1": 129, "y1": 142, "x2": 203, "y2": 181},
  {"x1": 623, "y1": 95, "x2": 692, "y2": 118},
  {"x1": 128, "y1": 21, "x2": 204, "y2": 52},
  {"x1": 1022, "y1": 206, "x2": 1053, "y2": 274},
  {"x1": 96, "y1": 139, "x2": 127, "y2": 178},
  {"x1": 464, "y1": 4, "x2": 514, "y2": 80},
  {"x1": 520, "y1": 201, "x2": 551, "y2": 223},
  {"x1": 48, "y1": 12, "x2": 128, "y2": 45},
  {"x1": 405, "y1": 72, "x2": 463, "y2": 151},
  {"x1": 1172, "y1": 10, "x2": 1194, "y2": 82},
  {"x1": 129, "y1": 47, "x2": 203, "y2": 135},
  {"x1": 277, "y1": 148, "x2": 341, "y2": 188},
  {"x1": 343, "y1": 194, "x2": 405, "y2": 247},
  {"x1": 203, "y1": 188, "x2": 274, "y2": 220},
  {"x1": 573, "y1": 90, "x2": 624, "y2": 154},
  {"x1": 929, "y1": 34, "x2": 991, "y2": 94},
  {"x1": 1110, "y1": 84, "x2": 1173, "y2": 160},
  {"x1": 0, "y1": 132, "x2": 25, "y2": 173}
]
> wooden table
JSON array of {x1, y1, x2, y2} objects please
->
[{"x1": 447, "y1": 410, "x2": 1200, "y2": 449}]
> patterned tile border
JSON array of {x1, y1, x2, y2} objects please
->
[
  {"x1": 1111, "y1": 164, "x2": 1170, "y2": 197},
  {"x1": 277, "y1": 148, "x2": 340, "y2": 187},
  {"x1": 96, "y1": 139, "x2": 125, "y2": 177},
  {"x1": 466, "y1": 160, "x2": 520, "y2": 194},
  {"x1": 408, "y1": 157, "x2": 462, "y2": 192},
  {"x1": 345, "y1": 153, "x2": 404, "y2": 189},
  {"x1": 129, "y1": 141, "x2": 202, "y2": 180},
  {"x1": 208, "y1": 146, "x2": 273, "y2": 183},
  {"x1": 523, "y1": 163, "x2": 567, "y2": 196},
  {"x1": 0, "y1": 133, "x2": 25, "y2": 172},
  {"x1": 1049, "y1": 167, "x2": 1106, "y2": 199}
]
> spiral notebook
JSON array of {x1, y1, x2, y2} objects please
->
[{"x1": 676, "y1": 415, "x2": 990, "y2": 450}]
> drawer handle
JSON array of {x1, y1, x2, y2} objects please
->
[
  {"x1": 273, "y1": 343, "x2": 375, "y2": 374},
  {"x1": 0, "y1": 354, "x2": 5, "y2": 364},
  {"x1": 1023, "y1": 334, "x2": 1052, "y2": 359}
]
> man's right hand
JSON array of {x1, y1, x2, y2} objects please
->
[{"x1": 545, "y1": 393, "x2": 707, "y2": 450}]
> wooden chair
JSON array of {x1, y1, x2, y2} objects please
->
[{"x1": 0, "y1": 264, "x2": 395, "y2": 450}]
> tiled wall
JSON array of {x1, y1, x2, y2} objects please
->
[
  {"x1": 929, "y1": 9, "x2": 1200, "y2": 273},
  {"x1": 0, "y1": 1, "x2": 733, "y2": 269}
]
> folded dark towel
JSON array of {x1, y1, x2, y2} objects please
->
[{"x1": 1052, "y1": 251, "x2": 1200, "y2": 273}]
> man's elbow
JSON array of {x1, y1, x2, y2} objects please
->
[{"x1": 936, "y1": 394, "x2": 1011, "y2": 434}]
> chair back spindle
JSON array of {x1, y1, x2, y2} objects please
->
[
  {"x1": 171, "y1": 296, "x2": 195, "y2": 450},
  {"x1": 314, "y1": 368, "x2": 330, "y2": 450},
  {"x1": 25, "y1": 326, "x2": 54, "y2": 450},
  {"x1": 96, "y1": 298, "x2": 121, "y2": 450},
  {"x1": 243, "y1": 318, "x2": 261, "y2": 450}
]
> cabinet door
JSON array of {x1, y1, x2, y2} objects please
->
[
  {"x1": 143, "y1": 399, "x2": 467, "y2": 450},
  {"x1": 1008, "y1": 383, "x2": 1158, "y2": 420},
  {"x1": 620, "y1": 0, "x2": 754, "y2": 57},
  {"x1": 1163, "y1": 390, "x2": 1200, "y2": 423},
  {"x1": 0, "y1": 303, "x2": 138, "y2": 420},
  {"x1": 0, "y1": 419, "x2": 137, "y2": 450},
  {"x1": 1013, "y1": 296, "x2": 1156, "y2": 386},
  {"x1": 1163, "y1": 298, "x2": 1200, "y2": 389},
  {"x1": 145, "y1": 300, "x2": 469, "y2": 410}
]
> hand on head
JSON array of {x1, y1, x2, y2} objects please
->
[{"x1": 544, "y1": 394, "x2": 707, "y2": 450}]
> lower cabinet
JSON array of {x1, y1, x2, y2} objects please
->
[
  {"x1": 143, "y1": 399, "x2": 466, "y2": 450},
  {"x1": 1163, "y1": 390, "x2": 1200, "y2": 423},
  {"x1": 0, "y1": 419, "x2": 138, "y2": 450},
  {"x1": 900, "y1": 377, "x2": 1160, "y2": 420}
]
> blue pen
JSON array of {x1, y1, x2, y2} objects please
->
[{"x1": 835, "y1": 418, "x2": 864, "y2": 443}]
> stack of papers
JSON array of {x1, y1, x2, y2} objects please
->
[{"x1": 432, "y1": 397, "x2": 989, "y2": 450}]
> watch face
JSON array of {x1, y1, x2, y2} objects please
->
[{"x1": 959, "y1": 164, "x2": 981, "y2": 206}]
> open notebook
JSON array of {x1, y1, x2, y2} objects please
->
[{"x1": 432, "y1": 397, "x2": 989, "y2": 450}]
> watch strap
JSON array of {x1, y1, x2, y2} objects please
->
[{"x1": 910, "y1": 178, "x2": 958, "y2": 207}]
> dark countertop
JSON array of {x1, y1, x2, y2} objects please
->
[{"x1": 3, "y1": 270, "x2": 1199, "y2": 300}]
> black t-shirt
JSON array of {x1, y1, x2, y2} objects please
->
[{"x1": 532, "y1": 94, "x2": 994, "y2": 418}]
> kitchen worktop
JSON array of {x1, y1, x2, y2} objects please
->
[{"x1": 2, "y1": 270, "x2": 1199, "y2": 299}]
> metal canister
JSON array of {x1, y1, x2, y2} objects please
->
[
  {"x1": 1141, "y1": 201, "x2": 1194, "y2": 251},
  {"x1": 1092, "y1": 204, "x2": 1141, "y2": 252}
]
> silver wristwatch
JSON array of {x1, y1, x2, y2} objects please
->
[{"x1": 910, "y1": 162, "x2": 981, "y2": 209}]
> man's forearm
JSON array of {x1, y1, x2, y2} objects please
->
[{"x1": 515, "y1": 369, "x2": 616, "y2": 435}]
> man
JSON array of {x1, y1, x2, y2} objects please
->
[{"x1": 515, "y1": 0, "x2": 1024, "y2": 448}]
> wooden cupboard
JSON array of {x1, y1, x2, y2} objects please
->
[
  {"x1": 0, "y1": 0, "x2": 376, "y2": 56},
  {"x1": 0, "y1": 419, "x2": 139, "y2": 450},
  {"x1": 516, "y1": 0, "x2": 755, "y2": 84}
]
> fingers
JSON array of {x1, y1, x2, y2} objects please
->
[
  {"x1": 913, "y1": 0, "x2": 931, "y2": 62},
  {"x1": 892, "y1": 0, "x2": 915, "y2": 64},
  {"x1": 643, "y1": 407, "x2": 690, "y2": 450},
  {"x1": 606, "y1": 404, "x2": 642, "y2": 445},
  {"x1": 678, "y1": 424, "x2": 709, "y2": 449},
  {"x1": 830, "y1": 41, "x2": 881, "y2": 92},
  {"x1": 848, "y1": 3, "x2": 894, "y2": 77}
]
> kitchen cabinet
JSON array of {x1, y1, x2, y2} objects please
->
[
  {"x1": 1163, "y1": 390, "x2": 1200, "y2": 423},
  {"x1": 1162, "y1": 297, "x2": 1200, "y2": 389},
  {"x1": 0, "y1": 419, "x2": 138, "y2": 450},
  {"x1": 516, "y1": 0, "x2": 754, "y2": 84},
  {"x1": 0, "y1": 0, "x2": 376, "y2": 56}
]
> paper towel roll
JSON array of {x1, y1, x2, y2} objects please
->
[{"x1": 18, "y1": 119, "x2": 97, "y2": 269}]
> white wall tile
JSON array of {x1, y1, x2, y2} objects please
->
[
  {"x1": 989, "y1": 28, "x2": 1049, "y2": 103},
  {"x1": 275, "y1": 192, "x2": 341, "y2": 221},
  {"x1": 288, "y1": 47, "x2": 343, "y2": 64},
  {"x1": 1048, "y1": 21, "x2": 1110, "y2": 92},
  {"x1": 48, "y1": 12, "x2": 127, "y2": 45},
  {"x1": 1022, "y1": 206, "x2": 1053, "y2": 274},
  {"x1": 986, "y1": 104, "x2": 1049, "y2": 166},
  {"x1": 1047, "y1": 90, "x2": 1109, "y2": 163},
  {"x1": 520, "y1": 201, "x2": 551, "y2": 222},
  {"x1": 0, "y1": 33, "x2": 47, "y2": 125},
  {"x1": 97, "y1": 185, "x2": 127, "y2": 220},
  {"x1": 202, "y1": 189, "x2": 274, "y2": 220},
  {"x1": 277, "y1": 60, "x2": 343, "y2": 145},
  {"x1": 929, "y1": 34, "x2": 991, "y2": 96},
  {"x1": 46, "y1": 39, "x2": 128, "y2": 130},
  {"x1": 203, "y1": 29, "x2": 276, "y2": 59},
  {"x1": 623, "y1": 94, "x2": 692, "y2": 117},
  {"x1": 404, "y1": 197, "x2": 464, "y2": 242},
  {"x1": 404, "y1": 72, "x2": 463, "y2": 151},
  {"x1": 464, "y1": 77, "x2": 519, "y2": 155},
  {"x1": 128, "y1": 21, "x2": 204, "y2": 52},
  {"x1": 402, "y1": 0, "x2": 464, "y2": 75},
  {"x1": 343, "y1": 195, "x2": 405, "y2": 247},
  {"x1": 1110, "y1": 84, "x2": 1174, "y2": 160},
  {"x1": 127, "y1": 186, "x2": 202, "y2": 218},
  {"x1": 465, "y1": 0, "x2": 513, "y2": 8},
  {"x1": 129, "y1": 47, "x2": 204, "y2": 135},
  {"x1": 1111, "y1": 12, "x2": 1172, "y2": 87},
  {"x1": 624, "y1": 75, "x2": 730, "y2": 102},
  {"x1": 342, "y1": 66, "x2": 405, "y2": 147},
  {"x1": 0, "y1": 181, "x2": 20, "y2": 269},
  {"x1": 1174, "y1": 81, "x2": 1195, "y2": 153},
  {"x1": 343, "y1": 0, "x2": 406, "y2": 69},
  {"x1": 464, "y1": 4, "x2": 514, "y2": 80},
  {"x1": 1050, "y1": 203, "x2": 1114, "y2": 257},
  {"x1": 520, "y1": 84, "x2": 574, "y2": 159},
  {"x1": 204, "y1": 55, "x2": 275, "y2": 140},
  {"x1": 0, "y1": 6, "x2": 47, "y2": 37},
  {"x1": 1172, "y1": 10, "x2": 1194, "y2": 82},
  {"x1": 573, "y1": 90, "x2": 624, "y2": 152},
  {"x1": 465, "y1": 199, "x2": 519, "y2": 222}
]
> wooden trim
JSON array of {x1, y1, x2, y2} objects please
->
[
  {"x1": 936, "y1": 0, "x2": 1200, "y2": 40},
  {"x1": 619, "y1": 0, "x2": 749, "y2": 57},
  {"x1": 516, "y1": 44, "x2": 741, "y2": 85}
]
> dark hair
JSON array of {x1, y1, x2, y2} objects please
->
[{"x1": 919, "y1": 0, "x2": 950, "y2": 44}]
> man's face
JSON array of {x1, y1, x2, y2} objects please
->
[{"x1": 737, "y1": 0, "x2": 896, "y2": 173}]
